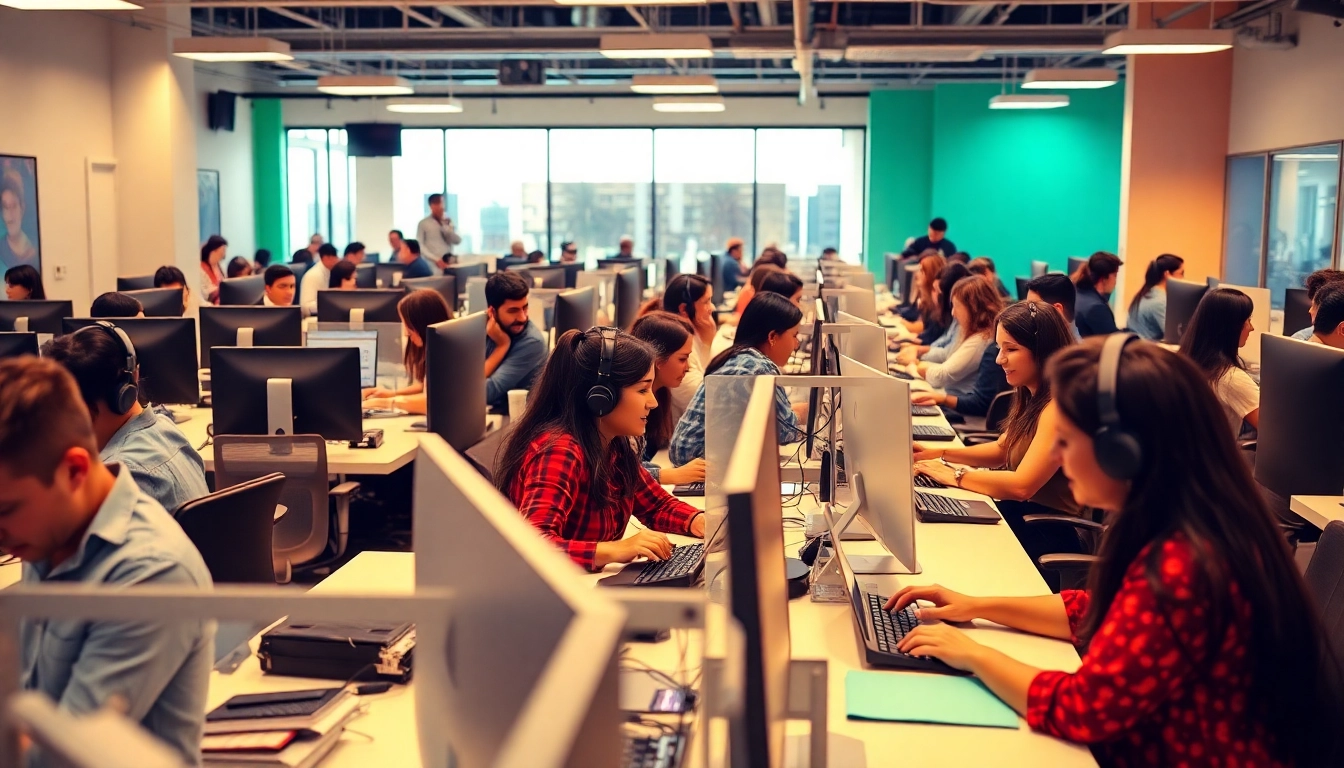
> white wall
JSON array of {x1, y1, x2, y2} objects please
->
[
  {"x1": 1229, "y1": 12, "x2": 1344, "y2": 153},
  {"x1": 195, "y1": 64, "x2": 257, "y2": 258}
]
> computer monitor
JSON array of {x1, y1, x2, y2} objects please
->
[
  {"x1": 900, "y1": 263, "x2": 919, "y2": 306},
  {"x1": 833, "y1": 311, "x2": 887, "y2": 372},
  {"x1": 575, "y1": 271, "x2": 616, "y2": 315},
  {"x1": 62, "y1": 318, "x2": 200, "y2": 405},
  {"x1": 199, "y1": 306, "x2": 303, "y2": 369},
  {"x1": 884, "y1": 254, "x2": 901, "y2": 295},
  {"x1": 558, "y1": 262, "x2": 586, "y2": 289},
  {"x1": 413, "y1": 433, "x2": 625, "y2": 768},
  {"x1": 827, "y1": 286, "x2": 877, "y2": 323},
  {"x1": 664, "y1": 257, "x2": 680, "y2": 284},
  {"x1": 1284, "y1": 288, "x2": 1312, "y2": 337},
  {"x1": 1030, "y1": 260, "x2": 1049, "y2": 278},
  {"x1": 1015, "y1": 276, "x2": 1030, "y2": 302},
  {"x1": 553, "y1": 287, "x2": 596, "y2": 340},
  {"x1": 116, "y1": 275, "x2": 156, "y2": 291},
  {"x1": 523, "y1": 265, "x2": 567, "y2": 291},
  {"x1": 1067, "y1": 257, "x2": 1086, "y2": 276},
  {"x1": 723, "y1": 377, "x2": 791, "y2": 768},
  {"x1": 287, "y1": 261, "x2": 310, "y2": 286},
  {"x1": 0, "y1": 332, "x2": 38, "y2": 360},
  {"x1": 218, "y1": 274, "x2": 265, "y2": 306},
  {"x1": 316, "y1": 289, "x2": 403, "y2": 323},
  {"x1": 211, "y1": 346, "x2": 362, "y2": 441},
  {"x1": 1163, "y1": 279, "x2": 1210, "y2": 345},
  {"x1": 613, "y1": 267, "x2": 642, "y2": 331},
  {"x1": 0, "y1": 300, "x2": 72, "y2": 335},
  {"x1": 1255, "y1": 335, "x2": 1344, "y2": 499},
  {"x1": 354, "y1": 262, "x2": 377, "y2": 289},
  {"x1": 466, "y1": 277, "x2": 488, "y2": 315},
  {"x1": 375, "y1": 262, "x2": 406, "y2": 289},
  {"x1": 596, "y1": 256, "x2": 642, "y2": 274},
  {"x1": 426, "y1": 312, "x2": 487, "y2": 452},
  {"x1": 306, "y1": 329, "x2": 378, "y2": 388},
  {"x1": 707, "y1": 253, "x2": 724, "y2": 305},
  {"x1": 121, "y1": 287, "x2": 183, "y2": 317},
  {"x1": 444, "y1": 262, "x2": 488, "y2": 286},
  {"x1": 402, "y1": 275, "x2": 458, "y2": 312},
  {"x1": 842, "y1": 271, "x2": 875, "y2": 292}
]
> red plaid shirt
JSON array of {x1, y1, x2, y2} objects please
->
[{"x1": 506, "y1": 430, "x2": 700, "y2": 571}]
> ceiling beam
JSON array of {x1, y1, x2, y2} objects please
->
[
  {"x1": 624, "y1": 5, "x2": 651, "y2": 30},
  {"x1": 756, "y1": 0, "x2": 777, "y2": 27},
  {"x1": 269, "y1": 7, "x2": 330, "y2": 28},
  {"x1": 726, "y1": 1, "x2": 743, "y2": 33},
  {"x1": 402, "y1": 5, "x2": 441, "y2": 26},
  {"x1": 435, "y1": 4, "x2": 488, "y2": 27}
]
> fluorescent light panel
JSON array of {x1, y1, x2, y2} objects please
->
[
  {"x1": 652, "y1": 96, "x2": 726, "y2": 113},
  {"x1": 989, "y1": 94, "x2": 1070, "y2": 110},
  {"x1": 600, "y1": 33, "x2": 713, "y2": 60},
  {"x1": 1102, "y1": 29, "x2": 1233, "y2": 55},
  {"x1": 173, "y1": 37, "x2": 293, "y2": 62},
  {"x1": 844, "y1": 45, "x2": 986, "y2": 63},
  {"x1": 557, "y1": 0, "x2": 703, "y2": 4},
  {"x1": 630, "y1": 75, "x2": 718, "y2": 95},
  {"x1": 0, "y1": 0, "x2": 140, "y2": 8},
  {"x1": 317, "y1": 75, "x2": 414, "y2": 96},
  {"x1": 386, "y1": 99, "x2": 464, "y2": 114},
  {"x1": 1021, "y1": 68, "x2": 1118, "y2": 89},
  {"x1": 1273, "y1": 153, "x2": 1340, "y2": 162}
]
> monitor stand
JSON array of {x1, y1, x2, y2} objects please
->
[
  {"x1": 833, "y1": 473, "x2": 920, "y2": 575},
  {"x1": 266, "y1": 377, "x2": 294, "y2": 436},
  {"x1": 234, "y1": 327, "x2": 255, "y2": 347},
  {"x1": 14, "y1": 317, "x2": 28, "y2": 333},
  {"x1": 348, "y1": 308, "x2": 365, "y2": 332}
]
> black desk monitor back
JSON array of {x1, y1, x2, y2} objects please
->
[
  {"x1": 521, "y1": 265, "x2": 567, "y2": 290},
  {"x1": 375, "y1": 262, "x2": 406, "y2": 289},
  {"x1": 122, "y1": 287, "x2": 184, "y2": 317},
  {"x1": 1030, "y1": 260, "x2": 1049, "y2": 278},
  {"x1": 444, "y1": 262, "x2": 488, "y2": 284},
  {"x1": 1067, "y1": 257, "x2": 1086, "y2": 276},
  {"x1": 497, "y1": 256, "x2": 530, "y2": 273},
  {"x1": 1163, "y1": 280, "x2": 1210, "y2": 345},
  {"x1": 62, "y1": 317, "x2": 199, "y2": 405},
  {"x1": 614, "y1": 267, "x2": 642, "y2": 331},
  {"x1": 354, "y1": 263, "x2": 377, "y2": 289},
  {"x1": 1284, "y1": 288, "x2": 1311, "y2": 337},
  {"x1": 558, "y1": 262, "x2": 585, "y2": 289},
  {"x1": 211, "y1": 346, "x2": 362, "y2": 441},
  {"x1": 219, "y1": 275, "x2": 266, "y2": 306},
  {"x1": 316, "y1": 289, "x2": 403, "y2": 323},
  {"x1": 0, "y1": 332, "x2": 38, "y2": 360},
  {"x1": 0, "y1": 300, "x2": 74, "y2": 335},
  {"x1": 116, "y1": 275, "x2": 157, "y2": 291},
  {"x1": 1255, "y1": 335, "x2": 1344, "y2": 499},
  {"x1": 426, "y1": 312, "x2": 488, "y2": 452},
  {"x1": 403, "y1": 275, "x2": 458, "y2": 312},
  {"x1": 553, "y1": 287, "x2": 596, "y2": 339},
  {"x1": 665, "y1": 257, "x2": 680, "y2": 284},
  {"x1": 199, "y1": 306, "x2": 303, "y2": 369},
  {"x1": 1015, "y1": 276, "x2": 1030, "y2": 302},
  {"x1": 288, "y1": 261, "x2": 310, "y2": 286}
]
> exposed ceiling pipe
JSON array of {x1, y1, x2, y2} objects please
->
[
  {"x1": 401, "y1": 5, "x2": 440, "y2": 26},
  {"x1": 1087, "y1": 3, "x2": 1128, "y2": 25},
  {"x1": 793, "y1": 0, "x2": 814, "y2": 104},
  {"x1": 757, "y1": 0, "x2": 778, "y2": 26},
  {"x1": 993, "y1": 2, "x2": 1020, "y2": 24},
  {"x1": 726, "y1": 1, "x2": 744, "y2": 33},
  {"x1": 269, "y1": 6, "x2": 330, "y2": 28},
  {"x1": 1214, "y1": 0, "x2": 1285, "y2": 28},
  {"x1": 435, "y1": 5, "x2": 487, "y2": 27},
  {"x1": 1156, "y1": 1, "x2": 1206, "y2": 27}
]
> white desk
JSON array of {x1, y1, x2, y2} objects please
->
[{"x1": 1290, "y1": 495, "x2": 1344, "y2": 530}]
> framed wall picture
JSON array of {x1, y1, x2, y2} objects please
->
[
  {"x1": 198, "y1": 169, "x2": 221, "y2": 240},
  {"x1": 0, "y1": 155, "x2": 41, "y2": 276}
]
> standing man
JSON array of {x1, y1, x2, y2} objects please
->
[
  {"x1": 617, "y1": 236, "x2": 635, "y2": 258},
  {"x1": 0, "y1": 357, "x2": 213, "y2": 767},
  {"x1": 262, "y1": 264, "x2": 296, "y2": 307},
  {"x1": 483, "y1": 272, "x2": 547, "y2": 412},
  {"x1": 559, "y1": 241, "x2": 579, "y2": 264},
  {"x1": 388, "y1": 229, "x2": 406, "y2": 258},
  {"x1": 901, "y1": 218, "x2": 956, "y2": 259},
  {"x1": 299, "y1": 243, "x2": 340, "y2": 317},
  {"x1": 343, "y1": 242, "x2": 366, "y2": 265},
  {"x1": 416, "y1": 194, "x2": 461, "y2": 269},
  {"x1": 721, "y1": 237, "x2": 747, "y2": 291}
]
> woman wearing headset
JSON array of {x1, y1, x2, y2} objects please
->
[
  {"x1": 495, "y1": 327, "x2": 706, "y2": 572},
  {"x1": 888, "y1": 337, "x2": 1344, "y2": 766}
]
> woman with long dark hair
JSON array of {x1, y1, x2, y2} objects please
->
[
  {"x1": 669, "y1": 292, "x2": 805, "y2": 466},
  {"x1": 630, "y1": 311, "x2": 705, "y2": 485},
  {"x1": 897, "y1": 252, "x2": 947, "y2": 335},
  {"x1": 4, "y1": 264, "x2": 45, "y2": 300},
  {"x1": 226, "y1": 256, "x2": 253, "y2": 279},
  {"x1": 895, "y1": 262, "x2": 971, "y2": 363},
  {"x1": 1177, "y1": 287, "x2": 1258, "y2": 433},
  {"x1": 1125, "y1": 253, "x2": 1184, "y2": 340},
  {"x1": 200, "y1": 235, "x2": 227, "y2": 306},
  {"x1": 328, "y1": 259, "x2": 358, "y2": 290},
  {"x1": 656, "y1": 273, "x2": 717, "y2": 416},
  {"x1": 496, "y1": 327, "x2": 706, "y2": 570},
  {"x1": 909, "y1": 276, "x2": 1002, "y2": 393},
  {"x1": 890, "y1": 338, "x2": 1344, "y2": 767},
  {"x1": 1071, "y1": 251, "x2": 1123, "y2": 337},
  {"x1": 361, "y1": 289, "x2": 453, "y2": 414}
]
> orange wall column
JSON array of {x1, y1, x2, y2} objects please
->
[{"x1": 1118, "y1": 4, "x2": 1233, "y2": 303}]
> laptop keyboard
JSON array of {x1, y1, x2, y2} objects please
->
[
  {"x1": 911, "y1": 405, "x2": 942, "y2": 417},
  {"x1": 912, "y1": 425, "x2": 956, "y2": 440},
  {"x1": 914, "y1": 474, "x2": 947, "y2": 489},
  {"x1": 621, "y1": 732, "x2": 685, "y2": 768},
  {"x1": 671, "y1": 482, "x2": 705, "y2": 497},
  {"x1": 632, "y1": 544, "x2": 705, "y2": 585},
  {"x1": 916, "y1": 491, "x2": 971, "y2": 517},
  {"x1": 867, "y1": 593, "x2": 921, "y2": 655}
]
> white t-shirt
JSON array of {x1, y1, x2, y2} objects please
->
[{"x1": 1212, "y1": 366, "x2": 1259, "y2": 435}]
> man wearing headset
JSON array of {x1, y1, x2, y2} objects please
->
[
  {"x1": 43, "y1": 322, "x2": 209, "y2": 514},
  {"x1": 0, "y1": 356, "x2": 213, "y2": 768}
]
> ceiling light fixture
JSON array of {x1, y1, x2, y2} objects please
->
[
  {"x1": 652, "y1": 95, "x2": 726, "y2": 113},
  {"x1": 1102, "y1": 29, "x2": 1234, "y2": 55},
  {"x1": 843, "y1": 46, "x2": 986, "y2": 63},
  {"x1": 1273, "y1": 153, "x2": 1340, "y2": 162},
  {"x1": 631, "y1": 75, "x2": 719, "y2": 95},
  {"x1": 386, "y1": 99, "x2": 465, "y2": 114},
  {"x1": 1021, "y1": 68, "x2": 1118, "y2": 89},
  {"x1": 172, "y1": 37, "x2": 293, "y2": 63},
  {"x1": 600, "y1": 33, "x2": 714, "y2": 60},
  {"x1": 0, "y1": 0, "x2": 140, "y2": 8},
  {"x1": 557, "y1": 0, "x2": 703, "y2": 4},
  {"x1": 989, "y1": 94, "x2": 1070, "y2": 110},
  {"x1": 317, "y1": 75, "x2": 414, "y2": 97}
]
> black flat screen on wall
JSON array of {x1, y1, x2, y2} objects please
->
[{"x1": 346, "y1": 123, "x2": 403, "y2": 157}]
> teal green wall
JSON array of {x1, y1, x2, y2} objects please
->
[
  {"x1": 866, "y1": 83, "x2": 1124, "y2": 282},
  {"x1": 251, "y1": 99, "x2": 288, "y2": 260},
  {"x1": 865, "y1": 90, "x2": 933, "y2": 277}
]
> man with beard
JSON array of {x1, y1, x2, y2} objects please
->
[{"x1": 484, "y1": 271, "x2": 546, "y2": 412}]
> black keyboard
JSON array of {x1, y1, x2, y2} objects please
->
[
  {"x1": 867, "y1": 592, "x2": 921, "y2": 655},
  {"x1": 916, "y1": 491, "x2": 970, "y2": 517},
  {"x1": 671, "y1": 482, "x2": 704, "y2": 497},
  {"x1": 912, "y1": 425, "x2": 956, "y2": 441},
  {"x1": 887, "y1": 368, "x2": 915, "y2": 381},
  {"x1": 911, "y1": 405, "x2": 942, "y2": 417},
  {"x1": 632, "y1": 544, "x2": 705, "y2": 585},
  {"x1": 914, "y1": 473, "x2": 947, "y2": 489},
  {"x1": 621, "y1": 732, "x2": 686, "y2": 768}
]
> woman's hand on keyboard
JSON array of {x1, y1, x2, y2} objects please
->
[
  {"x1": 914, "y1": 459, "x2": 957, "y2": 487},
  {"x1": 885, "y1": 584, "x2": 982, "y2": 622},
  {"x1": 912, "y1": 442, "x2": 946, "y2": 462},
  {"x1": 363, "y1": 387, "x2": 395, "y2": 400},
  {"x1": 660, "y1": 458, "x2": 706, "y2": 486},
  {"x1": 597, "y1": 530, "x2": 674, "y2": 568},
  {"x1": 895, "y1": 623, "x2": 983, "y2": 672}
]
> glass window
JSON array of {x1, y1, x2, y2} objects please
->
[
  {"x1": 1267, "y1": 144, "x2": 1340, "y2": 309},
  {"x1": 549, "y1": 129, "x2": 653, "y2": 265},
  {"x1": 286, "y1": 129, "x2": 329, "y2": 255},
  {"x1": 392, "y1": 129, "x2": 447, "y2": 243},
  {"x1": 445, "y1": 129, "x2": 549, "y2": 257},
  {"x1": 328, "y1": 129, "x2": 356, "y2": 248},
  {"x1": 654, "y1": 129, "x2": 755, "y2": 274},
  {"x1": 1222, "y1": 155, "x2": 1267, "y2": 288},
  {"x1": 755, "y1": 128, "x2": 866, "y2": 263}
]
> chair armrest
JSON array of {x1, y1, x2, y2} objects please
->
[
  {"x1": 960, "y1": 432, "x2": 999, "y2": 446},
  {"x1": 1038, "y1": 554, "x2": 1099, "y2": 571},
  {"x1": 329, "y1": 481, "x2": 360, "y2": 498},
  {"x1": 1238, "y1": 439, "x2": 1257, "y2": 452},
  {"x1": 1022, "y1": 514, "x2": 1107, "y2": 534}
]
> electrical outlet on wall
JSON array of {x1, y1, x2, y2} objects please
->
[{"x1": 53, "y1": 265, "x2": 67, "y2": 281}]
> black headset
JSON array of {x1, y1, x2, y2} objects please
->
[
  {"x1": 79, "y1": 320, "x2": 139, "y2": 415},
  {"x1": 1093, "y1": 332, "x2": 1143, "y2": 480},
  {"x1": 585, "y1": 327, "x2": 620, "y2": 417}
]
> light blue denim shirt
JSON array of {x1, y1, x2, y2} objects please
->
[
  {"x1": 1126, "y1": 288, "x2": 1167, "y2": 341},
  {"x1": 1292, "y1": 325, "x2": 1315, "y2": 341},
  {"x1": 485, "y1": 320, "x2": 547, "y2": 411},
  {"x1": 669, "y1": 348, "x2": 803, "y2": 466},
  {"x1": 101, "y1": 407, "x2": 209, "y2": 515},
  {"x1": 21, "y1": 464, "x2": 213, "y2": 768},
  {"x1": 922, "y1": 318, "x2": 961, "y2": 364}
]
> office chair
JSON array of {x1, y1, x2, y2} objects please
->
[
  {"x1": 1304, "y1": 521, "x2": 1344, "y2": 665},
  {"x1": 174, "y1": 473, "x2": 286, "y2": 584},
  {"x1": 956, "y1": 390, "x2": 1015, "y2": 445},
  {"x1": 1018, "y1": 511, "x2": 1106, "y2": 591},
  {"x1": 463, "y1": 422, "x2": 514, "y2": 484},
  {"x1": 213, "y1": 435, "x2": 360, "y2": 581}
]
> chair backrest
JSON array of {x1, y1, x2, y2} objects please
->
[
  {"x1": 985, "y1": 390, "x2": 1015, "y2": 433},
  {"x1": 213, "y1": 435, "x2": 331, "y2": 568},
  {"x1": 464, "y1": 422, "x2": 514, "y2": 484},
  {"x1": 174, "y1": 473, "x2": 285, "y2": 584},
  {"x1": 1305, "y1": 520, "x2": 1344, "y2": 667}
]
